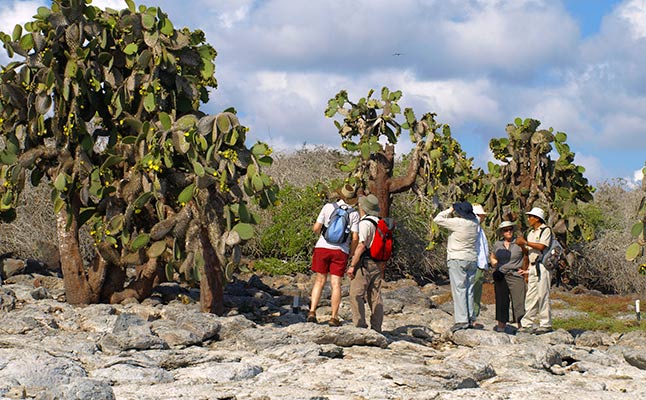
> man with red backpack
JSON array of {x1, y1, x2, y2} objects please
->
[{"x1": 347, "y1": 194, "x2": 387, "y2": 333}]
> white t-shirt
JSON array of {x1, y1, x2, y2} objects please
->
[
  {"x1": 314, "y1": 200, "x2": 360, "y2": 254},
  {"x1": 358, "y1": 215, "x2": 378, "y2": 249}
]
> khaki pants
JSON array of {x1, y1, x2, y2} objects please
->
[
  {"x1": 349, "y1": 258, "x2": 384, "y2": 332},
  {"x1": 521, "y1": 263, "x2": 551, "y2": 328}
]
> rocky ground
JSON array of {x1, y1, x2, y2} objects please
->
[{"x1": 0, "y1": 269, "x2": 645, "y2": 400}]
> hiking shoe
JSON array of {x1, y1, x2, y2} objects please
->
[
  {"x1": 534, "y1": 327, "x2": 553, "y2": 335},
  {"x1": 450, "y1": 323, "x2": 470, "y2": 333},
  {"x1": 517, "y1": 326, "x2": 535, "y2": 334},
  {"x1": 469, "y1": 322, "x2": 484, "y2": 330},
  {"x1": 306, "y1": 312, "x2": 317, "y2": 323},
  {"x1": 328, "y1": 317, "x2": 341, "y2": 327},
  {"x1": 493, "y1": 325, "x2": 507, "y2": 333}
]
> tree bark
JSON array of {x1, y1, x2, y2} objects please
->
[
  {"x1": 107, "y1": 257, "x2": 161, "y2": 304},
  {"x1": 56, "y1": 201, "x2": 96, "y2": 304},
  {"x1": 199, "y1": 226, "x2": 224, "y2": 315}
]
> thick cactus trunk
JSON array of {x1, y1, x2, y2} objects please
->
[
  {"x1": 56, "y1": 206, "x2": 98, "y2": 304},
  {"x1": 199, "y1": 226, "x2": 224, "y2": 315}
]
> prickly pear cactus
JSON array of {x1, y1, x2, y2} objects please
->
[
  {"x1": 484, "y1": 118, "x2": 595, "y2": 246},
  {"x1": 0, "y1": 0, "x2": 277, "y2": 312},
  {"x1": 324, "y1": 87, "x2": 482, "y2": 222},
  {"x1": 626, "y1": 165, "x2": 646, "y2": 275}
]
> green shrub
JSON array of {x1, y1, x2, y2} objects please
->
[
  {"x1": 252, "y1": 258, "x2": 310, "y2": 275},
  {"x1": 256, "y1": 184, "x2": 322, "y2": 261}
]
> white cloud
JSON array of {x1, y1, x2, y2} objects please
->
[
  {"x1": 619, "y1": 0, "x2": 646, "y2": 39},
  {"x1": 90, "y1": 0, "x2": 128, "y2": 10}
]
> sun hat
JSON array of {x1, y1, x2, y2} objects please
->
[
  {"x1": 336, "y1": 184, "x2": 358, "y2": 206},
  {"x1": 497, "y1": 220, "x2": 516, "y2": 231},
  {"x1": 453, "y1": 202, "x2": 476, "y2": 220},
  {"x1": 358, "y1": 194, "x2": 380, "y2": 216},
  {"x1": 472, "y1": 204, "x2": 486, "y2": 216},
  {"x1": 526, "y1": 207, "x2": 546, "y2": 222}
]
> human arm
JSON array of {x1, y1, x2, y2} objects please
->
[
  {"x1": 516, "y1": 236, "x2": 547, "y2": 252},
  {"x1": 312, "y1": 222, "x2": 323, "y2": 235},
  {"x1": 347, "y1": 241, "x2": 367, "y2": 279},
  {"x1": 433, "y1": 207, "x2": 454, "y2": 228}
]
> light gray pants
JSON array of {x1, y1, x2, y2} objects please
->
[
  {"x1": 447, "y1": 259, "x2": 478, "y2": 324},
  {"x1": 521, "y1": 263, "x2": 552, "y2": 329}
]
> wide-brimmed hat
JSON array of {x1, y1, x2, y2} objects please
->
[
  {"x1": 526, "y1": 207, "x2": 546, "y2": 222},
  {"x1": 358, "y1": 194, "x2": 380, "y2": 216},
  {"x1": 453, "y1": 202, "x2": 476, "y2": 220},
  {"x1": 497, "y1": 220, "x2": 516, "y2": 231},
  {"x1": 472, "y1": 204, "x2": 486, "y2": 216},
  {"x1": 336, "y1": 184, "x2": 358, "y2": 206}
]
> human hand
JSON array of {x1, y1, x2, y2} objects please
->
[{"x1": 347, "y1": 266, "x2": 355, "y2": 280}]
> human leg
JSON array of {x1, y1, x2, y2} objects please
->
[
  {"x1": 447, "y1": 259, "x2": 469, "y2": 324},
  {"x1": 349, "y1": 263, "x2": 368, "y2": 328},
  {"x1": 536, "y1": 264, "x2": 552, "y2": 329},
  {"x1": 506, "y1": 273, "x2": 526, "y2": 327},
  {"x1": 520, "y1": 265, "x2": 539, "y2": 329},
  {"x1": 364, "y1": 260, "x2": 384, "y2": 332},
  {"x1": 494, "y1": 276, "x2": 510, "y2": 328},
  {"x1": 473, "y1": 267, "x2": 485, "y2": 317},
  {"x1": 330, "y1": 274, "x2": 343, "y2": 320},
  {"x1": 465, "y1": 261, "x2": 478, "y2": 324}
]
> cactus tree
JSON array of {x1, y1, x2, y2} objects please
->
[
  {"x1": 626, "y1": 164, "x2": 646, "y2": 274},
  {"x1": 0, "y1": 0, "x2": 277, "y2": 313},
  {"x1": 484, "y1": 118, "x2": 595, "y2": 260},
  {"x1": 325, "y1": 87, "x2": 482, "y2": 219}
]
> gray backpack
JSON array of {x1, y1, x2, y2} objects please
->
[{"x1": 537, "y1": 227, "x2": 565, "y2": 272}]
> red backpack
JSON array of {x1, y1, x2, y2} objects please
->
[{"x1": 364, "y1": 217, "x2": 395, "y2": 261}]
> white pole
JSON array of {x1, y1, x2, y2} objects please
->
[{"x1": 637, "y1": 300, "x2": 641, "y2": 322}]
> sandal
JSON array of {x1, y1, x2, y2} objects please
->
[
  {"x1": 328, "y1": 317, "x2": 341, "y2": 327},
  {"x1": 306, "y1": 312, "x2": 317, "y2": 323}
]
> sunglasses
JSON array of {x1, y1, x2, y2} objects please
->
[{"x1": 502, "y1": 228, "x2": 514, "y2": 232}]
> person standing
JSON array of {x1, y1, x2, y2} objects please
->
[
  {"x1": 347, "y1": 194, "x2": 384, "y2": 333},
  {"x1": 308, "y1": 185, "x2": 360, "y2": 326},
  {"x1": 490, "y1": 221, "x2": 526, "y2": 333},
  {"x1": 434, "y1": 202, "x2": 481, "y2": 332},
  {"x1": 516, "y1": 207, "x2": 553, "y2": 334},
  {"x1": 472, "y1": 204, "x2": 489, "y2": 319}
]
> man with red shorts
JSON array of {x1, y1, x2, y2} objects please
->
[{"x1": 308, "y1": 185, "x2": 360, "y2": 326}]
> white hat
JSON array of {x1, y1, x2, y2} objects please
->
[
  {"x1": 497, "y1": 220, "x2": 516, "y2": 231},
  {"x1": 472, "y1": 204, "x2": 486, "y2": 215},
  {"x1": 526, "y1": 207, "x2": 546, "y2": 222}
]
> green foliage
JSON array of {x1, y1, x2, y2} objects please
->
[
  {"x1": 325, "y1": 87, "x2": 482, "y2": 199},
  {"x1": 257, "y1": 184, "x2": 320, "y2": 260},
  {"x1": 553, "y1": 315, "x2": 646, "y2": 333},
  {"x1": 626, "y1": 165, "x2": 646, "y2": 266},
  {"x1": 252, "y1": 257, "x2": 310, "y2": 276},
  {"x1": 0, "y1": 0, "x2": 277, "y2": 299},
  {"x1": 484, "y1": 118, "x2": 595, "y2": 245}
]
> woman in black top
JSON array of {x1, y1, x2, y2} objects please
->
[{"x1": 490, "y1": 221, "x2": 527, "y2": 332}]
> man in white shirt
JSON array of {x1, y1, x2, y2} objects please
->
[
  {"x1": 347, "y1": 194, "x2": 384, "y2": 332},
  {"x1": 517, "y1": 207, "x2": 553, "y2": 334},
  {"x1": 308, "y1": 185, "x2": 360, "y2": 327},
  {"x1": 434, "y1": 202, "x2": 480, "y2": 332}
]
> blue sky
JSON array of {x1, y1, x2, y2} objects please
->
[{"x1": 1, "y1": 0, "x2": 645, "y2": 186}]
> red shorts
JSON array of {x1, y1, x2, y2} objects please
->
[{"x1": 311, "y1": 248, "x2": 349, "y2": 277}]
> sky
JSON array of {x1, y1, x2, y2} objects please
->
[{"x1": 1, "y1": 0, "x2": 645, "y2": 186}]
